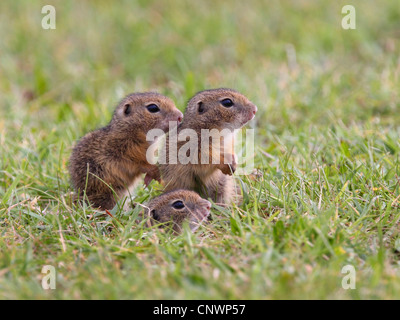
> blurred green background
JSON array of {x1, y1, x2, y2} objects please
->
[
  {"x1": 0, "y1": 1, "x2": 399, "y2": 299},
  {"x1": 1, "y1": 1, "x2": 399, "y2": 129}
]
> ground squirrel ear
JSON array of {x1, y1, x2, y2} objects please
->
[
  {"x1": 151, "y1": 209, "x2": 159, "y2": 221},
  {"x1": 197, "y1": 101, "x2": 205, "y2": 114},
  {"x1": 124, "y1": 103, "x2": 132, "y2": 115}
]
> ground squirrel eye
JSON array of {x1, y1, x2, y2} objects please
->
[
  {"x1": 220, "y1": 98, "x2": 234, "y2": 107},
  {"x1": 151, "y1": 209, "x2": 160, "y2": 221},
  {"x1": 124, "y1": 103, "x2": 132, "y2": 115},
  {"x1": 172, "y1": 200, "x2": 185, "y2": 209},
  {"x1": 198, "y1": 102, "x2": 204, "y2": 114},
  {"x1": 146, "y1": 104, "x2": 160, "y2": 113}
]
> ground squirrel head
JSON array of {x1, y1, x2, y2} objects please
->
[
  {"x1": 146, "y1": 190, "x2": 211, "y2": 233},
  {"x1": 111, "y1": 92, "x2": 183, "y2": 133},
  {"x1": 182, "y1": 88, "x2": 257, "y2": 131}
]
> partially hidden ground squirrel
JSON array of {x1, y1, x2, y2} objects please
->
[
  {"x1": 160, "y1": 88, "x2": 257, "y2": 204},
  {"x1": 145, "y1": 189, "x2": 211, "y2": 233},
  {"x1": 69, "y1": 92, "x2": 183, "y2": 210}
]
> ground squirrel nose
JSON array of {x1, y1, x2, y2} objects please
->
[
  {"x1": 253, "y1": 105, "x2": 258, "y2": 115},
  {"x1": 204, "y1": 200, "x2": 211, "y2": 211},
  {"x1": 177, "y1": 111, "x2": 183, "y2": 122},
  {"x1": 167, "y1": 111, "x2": 183, "y2": 123}
]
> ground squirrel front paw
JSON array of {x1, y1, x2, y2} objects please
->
[
  {"x1": 142, "y1": 165, "x2": 161, "y2": 187},
  {"x1": 218, "y1": 153, "x2": 237, "y2": 175},
  {"x1": 218, "y1": 163, "x2": 236, "y2": 175}
]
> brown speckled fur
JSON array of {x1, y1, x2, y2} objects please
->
[
  {"x1": 160, "y1": 88, "x2": 257, "y2": 205},
  {"x1": 69, "y1": 92, "x2": 183, "y2": 210},
  {"x1": 145, "y1": 189, "x2": 211, "y2": 233}
]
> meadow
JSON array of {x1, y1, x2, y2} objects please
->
[{"x1": 0, "y1": 0, "x2": 399, "y2": 299}]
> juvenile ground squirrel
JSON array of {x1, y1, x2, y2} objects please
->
[
  {"x1": 146, "y1": 189, "x2": 211, "y2": 233},
  {"x1": 69, "y1": 92, "x2": 183, "y2": 210},
  {"x1": 160, "y1": 88, "x2": 257, "y2": 204}
]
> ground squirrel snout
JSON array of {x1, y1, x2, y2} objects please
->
[
  {"x1": 146, "y1": 190, "x2": 211, "y2": 233},
  {"x1": 160, "y1": 88, "x2": 257, "y2": 204},
  {"x1": 69, "y1": 92, "x2": 183, "y2": 210}
]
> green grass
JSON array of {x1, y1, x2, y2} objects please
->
[{"x1": 1, "y1": 0, "x2": 400, "y2": 299}]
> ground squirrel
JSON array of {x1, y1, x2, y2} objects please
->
[
  {"x1": 69, "y1": 92, "x2": 183, "y2": 210},
  {"x1": 145, "y1": 189, "x2": 211, "y2": 233},
  {"x1": 160, "y1": 88, "x2": 257, "y2": 204}
]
